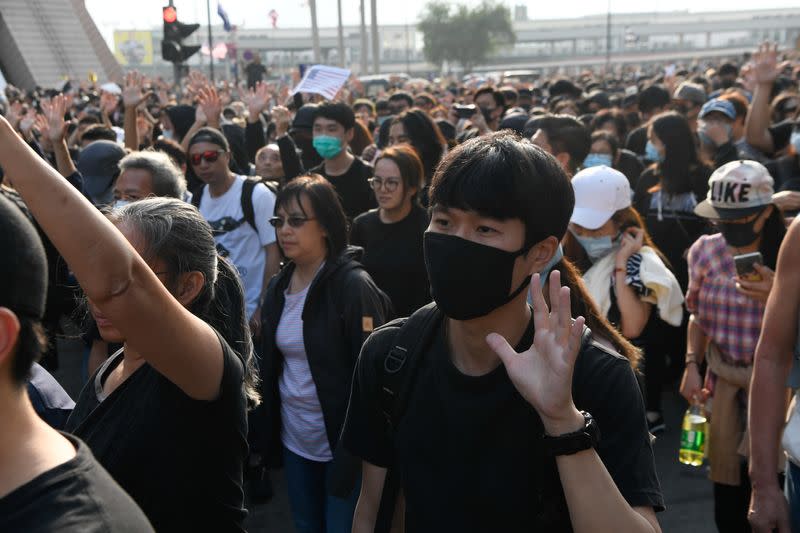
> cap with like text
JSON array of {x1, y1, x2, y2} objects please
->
[
  {"x1": 570, "y1": 165, "x2": 631, "y2": 230},
  {"x1": 694, "y1": 160, "x2": 774, "y2": 220}
]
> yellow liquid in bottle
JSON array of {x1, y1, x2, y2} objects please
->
[{"x1": 679, "y1": 412, "x2": 707, "y2": 467}]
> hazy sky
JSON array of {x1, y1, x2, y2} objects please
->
[{"x1": 85, "y1": 0, "x2": 799, "y2": 45}]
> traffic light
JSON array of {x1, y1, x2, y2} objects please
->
[{"x1": 161, "y1": 5, "x2": 201, "y2": 64}]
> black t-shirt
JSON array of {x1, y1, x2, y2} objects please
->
[
  {"x1": 245, "y1": 62, "x2": 267, "y2": 87},
  {"x1": 616, "y1": 149, "x2": 645, "y2": 191},
  {"x1": 768, "y1": 119, "x2": 797, "y2": 153},
  {"x1": 0, "y1": 433, "x2": 154, "y2": 532},
  {"x1": 625, "y1": 125, "x2": 648, "y2": 156},
  {"x1": 342, "y1": 313, "x2": 664, "y2": 532},
  {"x1": 64, "y1": 334, "x2": 248, "y2": 532},
  {"x1": 350, "y1": 206, "x2": 431, "y2": 317},
  {"x1": 312, "y1": 157, "x2": 377, "y2": 220}
]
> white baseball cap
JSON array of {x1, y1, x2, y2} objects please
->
[
  {"x1": 695, "y1": 160, "x2": 775, "y2": 220},
  {"x1": 570, "y1": 166, "x2": 631, "y2": 230}
]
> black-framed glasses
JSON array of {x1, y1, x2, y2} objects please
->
[
  {"x1": 269, "y1": 216, "x2": 315, "y2": 229},
  {"x1": 368, "y1": 177, "x2": 402, "y2": 192},
  {"x1": 189, "y1": 149, "x2": 225, "y2": 166}
]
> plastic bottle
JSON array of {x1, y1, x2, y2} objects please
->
[{"x1": 679, "y1": 403, "x2": 707, "y2": 466}]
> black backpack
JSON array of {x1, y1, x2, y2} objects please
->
[
  {"x1": 191, "y1": 177, "x2": 278, "y2": 233},
  {"x1": 374, "y1": 303, "x2": 593, "y2": 531}
]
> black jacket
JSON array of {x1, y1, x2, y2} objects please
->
[{"x1": 259, "y1": 247, "x2": 393, "y2": 490}]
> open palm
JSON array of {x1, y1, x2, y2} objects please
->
[{"x1": 486, "y1": 270, "x2": 585, "y2": 423}]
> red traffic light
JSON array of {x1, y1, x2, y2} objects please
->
[{"x1": 163, "y1": 6, "x2": 177, "y2": 23}]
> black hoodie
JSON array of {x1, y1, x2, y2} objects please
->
[{"x1": 259, "y1": 246, "x2": 393, "y2": 494}]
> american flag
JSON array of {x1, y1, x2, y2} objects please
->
[{"x1": 291, "y1": 65, "x2": 351, "y2": 100}]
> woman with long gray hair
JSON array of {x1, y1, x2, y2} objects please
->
[{"x1": 0, "y1": 112, "x2": 258, "y2": 532}]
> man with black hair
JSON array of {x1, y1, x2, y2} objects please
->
[
  {"x1": 627, "y1": 84, "x2": 671, "y2": 156},
  {"x1": 526, "y1": 114, "x2": 592, "y2": 176},
  {"x1": 387, "y1": 92, "x2": 414, "y2": 115},
  {"x1": 0, "y1": 194, "x2": 153, "y2": 532},
  {"x1": 310, "y1": 102, "x2": 376, "y2": 220},
  {"x1": 343, "y1": 132, "x2": 663, "y2": 533}
]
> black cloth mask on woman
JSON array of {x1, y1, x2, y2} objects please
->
[
  {"x1": 718, "y1": 210, "x2": 765, "y2": 248},
  {"x1": 423, "y1": 232, "x2": 532, "y2": 321}
]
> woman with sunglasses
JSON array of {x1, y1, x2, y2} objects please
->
[
  {"x1": 0, "y1": 113, "x2": 259, "y2": 531},
  {"x1": 259, "y1": 174, "x2": 393, "y2": 533},
  {"x1": 350, "y1": 145, "x2": 431, "y2": 317}
]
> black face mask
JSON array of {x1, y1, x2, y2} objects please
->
[
  {"x1": 718, "y1": 216, "x2": 761, "y2": 247},
  {"x1": 423, "y1": 232, "x2": 531, "y2": 321}
]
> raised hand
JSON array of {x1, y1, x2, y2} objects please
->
[
  {"x1": 752, "y1": 42, "x2": 780, "y2": 85},
  {"x1": 40, "y1": 94, "x2": 70, "y2": 143},
  {"x1": 5, "y1": 101, "x2": 24, "y2": 130},
  {"x1": 100, "y1": 91, "x2": 119, "y2": 115},
  {"x1": 243, "y1": 81, "x2": 271, "y2": 121},
  {"x1": 271, "y1": 105, "x2": 292, "y2": 136},
  {"x1": 34, "y1": 113, "x2": 54, "y2": 153},
  {"x1": 121, "y1": 70, "x2": 152, "y2": 109},
  {"x1": 486, "y1": 270, "x2": 586, "y2": 433},
  {"x1": 196, "y1": 85, "x2": 222, "y2": 127}
]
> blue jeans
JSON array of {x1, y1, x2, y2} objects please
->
[
  {"x1": 786, "y1": 460, "x2": 800, "y2": 532},
  {"x1": 282, "y1": 447, "x2": 360, "y2": 533}
]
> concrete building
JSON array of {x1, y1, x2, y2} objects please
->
[{"x1": 0, "y1": 0, "x2": 121, "y2": 90}]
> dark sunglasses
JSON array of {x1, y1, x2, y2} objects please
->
[
  {"x1": 269, "y1": 216, "x2": 315, "y2": 229},
  {"x1": 189, "y1": 150, "x2": 225, "y2": 166}
]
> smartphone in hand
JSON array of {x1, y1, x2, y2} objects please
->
[{"x1": 734, "y1": 252, "x2": 764, "y2": 282}]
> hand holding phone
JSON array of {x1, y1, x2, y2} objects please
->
[{"x1": 734, "y1": 252, "x2": 764, "y2": 282}]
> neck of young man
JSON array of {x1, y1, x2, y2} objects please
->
[
  {"x1": 207, "y1": 171, "x2": 236, "y2": 198},
  {"x1": 380, "y1": 200, "x2": 412, "y2": 223},
  {"x1": 447, "y1": 293, "x2": 533, "y2": 377},
  {"x1": 323, "y1": 150, "x2": 355, "y2": 176},
  {"x1": 0, "y1": 386, "x2": 76, "y2": 499}
]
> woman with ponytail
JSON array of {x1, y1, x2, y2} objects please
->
[{"x1": 0, "y1": 112, "x2": 256, "y2": 532}]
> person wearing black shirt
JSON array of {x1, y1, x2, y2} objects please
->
[
  {"x1": 351, "y1": 145, "x2": 431, "y2": 317},
  {"x1": 0, "y1": 191, "x2": 152, "y2": 532},
  {"x1": 343, "y1": 132, "x2": 663, "y2": 533},
  {"x1": 0, "y1": 112, "x2": 260, "y2": 532},
  {"x1": 245, "y1": 57, "x2": 268, "y2": 89},
  {"x1": 310, "y1": 102, "x2": 376, "y2": 220}
]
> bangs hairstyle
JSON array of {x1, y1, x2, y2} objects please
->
[
  {"x1": 275, "y1": 174, "x2": 348, "y2": 258},
  {"x1": 429, "y1": 131, "x2": 574, "y2": 249},
  {"x1": 376, "y1": 144, "x2": 425, "y2": 194}
]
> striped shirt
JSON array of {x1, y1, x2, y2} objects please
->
[
  {"x1": 686, "y1": 233, "x2": 765, "y2": 370},
  {"x1": 277, "y1": 283, "x2": 332, "y2": 462}
]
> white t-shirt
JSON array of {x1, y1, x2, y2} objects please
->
[
  {"x1": 198, "y1": 176, "x2": 276, "y2": 319},
  {"x1": 277, "y1": 283, "x2": 332, "y2": 461}
]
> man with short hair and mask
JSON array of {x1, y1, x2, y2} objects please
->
[
  {"x1": 343, "y1": 132, "x2": 664, "y2": 533},
  {"x1": 309, "y1": 102, "x2": 376, "y2": 220}
]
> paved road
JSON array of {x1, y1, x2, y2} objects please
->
[{"x1": 52, "y1": 337, "x2": 715, "y2": 533}]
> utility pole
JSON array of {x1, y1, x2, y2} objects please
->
[
  {"x1": 359, "y1": 0, "x2": 368, "y2": 75},
  {"x1": 309, "y1": 0, "x2": 321, "y2": 63},
  {"x1": 336, "y1": 0, "x2": 345, "y2": 67},
  {"x1": 605, "y1": 0, "x2": 612, "y2": 71},
  {"x1": 206, "y1": 0, "x2": 215, "y2": 81},
  {"x1": 370, "y1": 0, "x2": 379, "y2": 74}
]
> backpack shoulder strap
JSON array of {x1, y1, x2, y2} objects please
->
[
  {"x1": 240, "y1": 177, "x2": 259, "y2": 233},
  {"x1": 190, "y1": 184, "x2": 204, "y2": 209},
  {"x1": 379, "y1": 302, "x2": 443, "y2": 433}
]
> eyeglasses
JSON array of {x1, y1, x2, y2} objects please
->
[
  {"x1": 189, "y1": 150, "x2": 225, "y2": 166},
  {"x1": 269, "y1": 216, "x2": 315, "y2": 229},
  {"x1": 368, "y1": 177, "x2": 402, "y2": 192}
]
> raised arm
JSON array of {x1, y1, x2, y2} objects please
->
[
  {"x1": 0, "y1": 113, "x2": 223, "y2": 401},
  {"x1": 121, "y1": 71, "x2": 152, "y2": 151},
  {"x1": 40, "y1": 95, "x2": 77, "y2": 178},
  {"x1": 745, "y1": 43, "x2": 780, "y2": 154},
  {"x1": 748, "y1": 218, "x2": 800, "y2": 533},
  {"x1": 243, "y1": 81, "x2": 271, "y2": 162}
]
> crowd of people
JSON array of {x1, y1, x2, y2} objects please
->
[{"x1": 1, "y1": 40, "x2": 800, "y2": 532}]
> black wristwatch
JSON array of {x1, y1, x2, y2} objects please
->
[{"x1": 542, "y1": 411, "x2": 600, "y2": 456}]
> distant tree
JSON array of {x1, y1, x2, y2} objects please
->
[{"x1": 418, "y1": 1, "x2": 516, "y2": 74}]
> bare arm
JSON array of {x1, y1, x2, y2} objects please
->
[
  {"x1": 121, "y1": 71, "x2": 153, "y2": 151},
  {"x1": 745, "y1": 43, "x2": 780, "y2": 154},
  {"x1": 748, "y1": 218, "x2": 800, "y2": 533},
  {"x1": 679, "y1": 315, "x2": 710, "y2": 403},
  {"x1": 40, "y1": 96, "x2": 77, "y2": 177},
  {"x1": 0, "y1": 113, "x2": 224, "y2": 401},
  {"x1": 614, "y1": 229, "x2": 653, "y2": 339},
  {"x1": 352, "y1": 461, "x2": 387, "y2": 533}
]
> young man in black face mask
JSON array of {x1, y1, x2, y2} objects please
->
[{"x1": 343, "y1": 132, "x2": 664, "y2": 533}]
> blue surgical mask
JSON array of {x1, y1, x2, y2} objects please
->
[
  {"x1": 113, "y1": 199, "x2": 132, "y2": 210},
  {"x1": 377, "y1": 115, "x2": 392, "y2": 126},
  {"x1": 645, "y1": 140, "x2": 664, "y2": 163},
  {"x1": 583, "y1": 153, "x2": 613, "y2": 168},
  {"x1": 313, "y1": 135, "x2": 343, "y2": 159},
  {"x1": 571, "y1": 229, "x2": 615, "y2": 261},
  {"x1": 540, "y1": 245, "x2": 564, "y2": 282},
  {"x1": 161, "y1": 129, "x2": 174, "y2": 141}
]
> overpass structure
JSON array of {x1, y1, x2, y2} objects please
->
[{"x1": 0, "y1": 0, "x2": 121, "y2": 90}]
